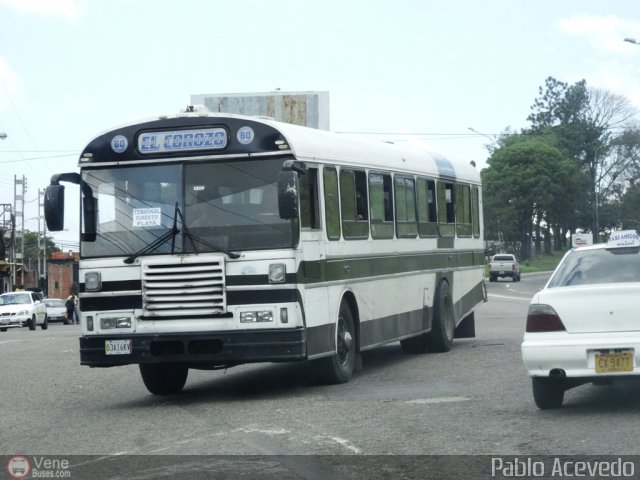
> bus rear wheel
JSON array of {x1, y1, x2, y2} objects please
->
[
  {"x1": 139, "y1": 363, "x2": 189, "y2": 395},
  {"x1": 426, "y1": 280, "x2": 455, "y2": 353},
  {"x1": 316, "y1": 303, "x2": 356, "y2": 384}
]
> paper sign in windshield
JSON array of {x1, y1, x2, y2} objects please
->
[{"x1": 133, "y1": 208, "x2": 161, "y2": 227}]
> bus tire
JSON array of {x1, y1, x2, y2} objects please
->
[
  {"x1": 316, "y1": 302, "x2": 356, "y2": 384},
  {"x1": 426, "y1": 281, "x2": 455, "y2": 353},
  {"x1": 139, "y1": 363, "x2": 189, "y2": 395}
]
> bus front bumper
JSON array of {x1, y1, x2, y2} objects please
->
[{"x1": 80, "y1": 328, "x2": 307, "y2": 367}]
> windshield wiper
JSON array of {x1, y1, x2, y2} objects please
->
[
  {"x1": 124, "y1": 204, "x2": 240, "y2": 263},
  {"x1": 182, "y1": 225, "x2": 240, "y2": 259}
]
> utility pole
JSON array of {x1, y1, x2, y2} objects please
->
[
  {"x1": 38, "y1": 189, "x2": 47, "y2": 290},
  {"x1": 14, "y1": 175, "x2": 26, "y2": 286}
]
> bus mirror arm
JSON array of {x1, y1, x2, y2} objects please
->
[
  {"x1": 282, "y1": 159, "x2": 307, "y2": 174},
  {"x1": 45, "y1": 172, "x2": 97, "y2": 241}
]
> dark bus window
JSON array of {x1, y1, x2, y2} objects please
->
[
  {"x1": 395, "y1": 175, "x2": 418, "y2": 238},
  {"x1": 369, "y1": 172, "x2": 394, "y2": 239},
  {"x1": 437, "y1": 181, "x2": 455, "y2": 237},
  {"x1": 300, "y1": 168, "x2": 320, "y2": 229},
  {"x1": 417, "y1": 178, "x2": 438, "y2": 237},
  {"x1": 472, "y1": 186, "x2": 480, "y2": 238},
  {"x1": 340, "y1": 169, "x2": 369, "y2": 239},
  {"x1": 323, "y1": 167, "x2": 340, "y2": 240},
  {"x1": 456, "y1": 183, "x2": 472, "y2": 237}
]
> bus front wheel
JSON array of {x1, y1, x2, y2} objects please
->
[
  {"x1": 316, "y1": 303, "x2": 356, "y2": 384},
  {"x1": 139, "y1": 363, "x2": 188, "y2": 395}
]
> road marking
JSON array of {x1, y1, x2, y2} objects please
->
[
  {"x1": 405, "y1": 397, "x2": 471, "y2": 404},
  {"x1": 318, "y1": 435, "x2": 362, "y2": 454},
  {"x1": 0, "y1": 340, "x2": 21, "y2": 345},
  {"x1": 488, "y1": 293, "x2": 531, "y2": 302}
]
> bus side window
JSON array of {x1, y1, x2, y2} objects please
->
[
  {"x1": 323, "y1": 167, "x2": 341, "y2": 240},
  {"x1": 472, "y1": 186, "x2": 480, "y2": 238},
  {"x1": 340, "y1": 169, "x2": 369, "y2": 239},
  {"x1": 417, "y1": 178, "x2": 437, "y2": 237},
  {"x1": 437, "y1": 181, "x2": 455, "y2": 237},
  {"x1": 456, "y1": 183, "x2": 472, "y2": 237},
  {"x1": 395, "y1": 175, "x2": 418, "y2": 238},
  {"x1": 300, "y1": 168, "x2": 320, "y2": 229},
  {"x1": 369, "y1": 172, "x2": 394, "y2": 239}
]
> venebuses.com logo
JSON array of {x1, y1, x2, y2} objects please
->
[
  {"x1": 7, "y1": 456, "x2": 30, "y2": 479},
  {"x1": 6, "y1": 455, "x2": 71, "y2": 478}
]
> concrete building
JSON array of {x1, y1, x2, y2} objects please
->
[
  {"x1": 47, "y1": 251, "x2": 79, "y2": 299},
  {"x1": 190, "y1": 91, "x2": 330, "y2": 130}
]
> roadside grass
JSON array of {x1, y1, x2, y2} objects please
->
[
  {"x1": 520, "y1": 251, "x2": 567, "y2": 273},
  {"x1": 485, "y1": 250, "x2": 567, "y2": 276}
]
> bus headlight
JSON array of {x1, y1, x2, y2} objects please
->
[
  {"x1": 85, "y1": 272, "x2": 102, "y2": 291},
  {"x1": 240, "y1": 310, "x2": 274, "y2": 323},
  {"x1": 100, "y1": 316, "x2": 132, "y2": 329},
  {"x1": 268, "y1": 263, "x2": 286, "y2": 283}
]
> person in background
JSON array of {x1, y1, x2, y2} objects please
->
[{"x1": 65, "y1": 292, "x2": 78, "y2": 325}]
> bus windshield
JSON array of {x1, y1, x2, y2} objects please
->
[{"x1": 81, "y1": 158, "x2": 296, "y2": 258}]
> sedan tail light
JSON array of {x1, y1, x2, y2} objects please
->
[{"x1": 526, "y1": 304, "x2": 566, "y2": 332}]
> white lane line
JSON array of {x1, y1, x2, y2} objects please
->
[
  {"x1": 488, "y1": 293, "x2": 531, "y2": 301},
  {"x1": 405, "y1": 397, "x2": 471, "y2": 405}
]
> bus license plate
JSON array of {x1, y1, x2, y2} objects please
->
[
  {"x1": 105, "y1": 339, "x2": 132, "y2": 355},
  {"x1": 595, "y1": 351, "x2": 633, "y2": 373}
]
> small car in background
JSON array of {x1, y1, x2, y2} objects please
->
[
  {"x1": 489, "y1": 254, "x2": 521, "y2": 282},
  {"x1": 521, "y1": 230, "x2": 640, "y2": 409},
  {"x1": 0, "y1": 291, "x2": 48, "y2": 331},
  {"x1": 44, "y1": 298, "x2": 67, "y2": 323}
]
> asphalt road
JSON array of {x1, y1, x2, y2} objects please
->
[{"x1": 2, "y1": 273, "x2": 640, "y2": 472}]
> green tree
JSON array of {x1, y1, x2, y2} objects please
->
[
  {"x1": 527, "y1": 76, "x2": 638, "y2": 241},
  {"x1": 482, "y1": 137, "x2": 580, "y2": 260},
  {"x1": 22, "y1": 230, "x2": 61, "y2": 275}
]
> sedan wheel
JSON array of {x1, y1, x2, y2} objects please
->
[
  {"x1": 532, "y1": 377, "x2": 565, "y2": 409},
  {"x1": 28, "y1": 315, "x2": 36, "y2": 331}
]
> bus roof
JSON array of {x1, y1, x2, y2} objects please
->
[{"x1": 80, "y1": 110, "x2": 480, "y2": 184}]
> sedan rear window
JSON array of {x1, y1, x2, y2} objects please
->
[{"x1": 548, "y1": 247, "x2": 640, "y2": 287}]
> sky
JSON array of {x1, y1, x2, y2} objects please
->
[{"x1": 1, "y1": 0, "x2": 640, "y2": 250}]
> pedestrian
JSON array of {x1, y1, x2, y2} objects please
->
[{"x1": 65, "y1": 293, "x2": 78, "y2": 325}]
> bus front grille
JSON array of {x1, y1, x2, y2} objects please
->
[{"x1": 141, "y1": 257, "x2": 226, "y2": 319}]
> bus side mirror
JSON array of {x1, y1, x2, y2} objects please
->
[
  {"x1": 278, "y1": 170, "x2": 299, "y2": 220},
  {"x1": 44, "y1": 185, "x2": 65, "y2": 231}
]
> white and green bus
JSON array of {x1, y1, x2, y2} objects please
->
[{"x1": 44, "y1": 106, "x2": 486, "y2": 395}]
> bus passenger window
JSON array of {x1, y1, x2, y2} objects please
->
[
  {"x1": 456, "y1": 184, "x2": 472, "y2": 237},
  {"x1": 417, "y1": 178, "x2": 437, "y2": 237},
  {"x1": 369, "y1": 173, "x2": 394, "y2": 239},
  {"x1": 472, "y1": 186, "x2": 480, "y2": 237},
  {"x1": 394, "y1": 176, "x2": 418, "y2": 238},
  {"x1": 340, "y1": 169, "x2": 369, "y2": 239},
  {"x1": 323, "y1": 167, "x2": 341, "y2": 240},
  {"x1": 437, "y1": 181, "x2": 455, "y2": 237},
  {"x1": 300, "y1": 168, "x2": 320, "y2": 229}
]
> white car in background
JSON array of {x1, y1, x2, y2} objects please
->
[
  {"x1": 521, "y1": 230, "x2": 640, "y2": 409},
  {"x1": 0, "y1": 291, "x2": 48, "y2": 331},
  {"x1": 44, "y1": 298, "x2": 67, "y2": 323}
]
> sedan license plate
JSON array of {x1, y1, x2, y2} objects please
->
[
  {"x1": 595, "y1": 351, "x2": 633, "y2": 374},
  {"x1": 105, "y1": 339, "x2": 132, "y2": 355}
]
